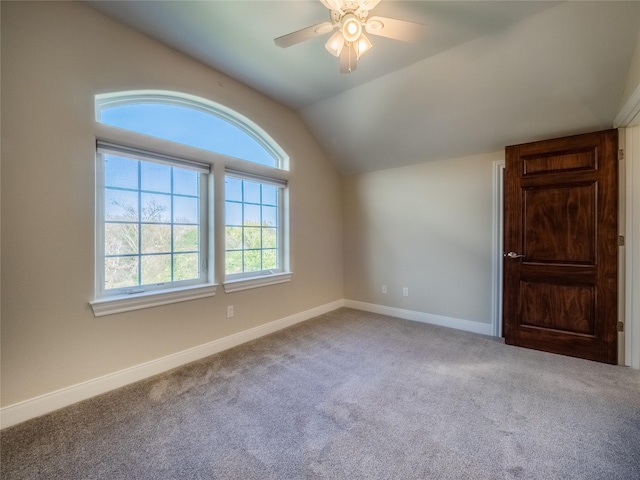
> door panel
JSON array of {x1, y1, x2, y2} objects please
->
[
  {"x1": 503, "y1": 130, "x2": 618, "y2": 364},
  {"x1": 522, "y1": 148, "x2": 595, "y2": 175},
  {"x1": 524, "y1": 183, "x2": 596, "y2": 263},
  {"x1": 520, "y1": 282, "x2": 594, "y2": 334}
]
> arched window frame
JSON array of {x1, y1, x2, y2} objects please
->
[
  {"x1": 94, "y1": 90, "x2": 289, "y2": 170},
  {"x1": 91, "y1": 91, "x2": 292, "y2": 317}
]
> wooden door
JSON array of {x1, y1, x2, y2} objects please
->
[{"x1": 503, "y1": 130, "x2": 618, "y2": 364}]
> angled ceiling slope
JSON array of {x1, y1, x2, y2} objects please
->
[{"x1": 88, "y1": 1, "x2": 640, "y2": 175}]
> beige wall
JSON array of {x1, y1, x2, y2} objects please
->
[
  {"x1": 3, "y1": 1, "x2": 639, "y2": 416},
  {"x1": 1, "y1": 2, "x2": 343, "y2": 407},
  {"x1": 343, "y1": 152, "x2": 500, "y2": 325}
]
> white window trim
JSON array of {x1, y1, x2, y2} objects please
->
[
  {"x1": 223, "y1": 272, "x2": 292, "y2": 294},
  {"x1": 92, "y1": 91, "x2": 292, "y2": 316},
  {"x1": 90, "y1": 284, "x2": 218, "y2": 317},
  {"x1": 94, "y1": 123, "x2": 290, "y2": 185},
  {"x1": 94, "y1": 143, "x2": 214, "y2": 313}
]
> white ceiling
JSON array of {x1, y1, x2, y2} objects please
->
[{"x1": 88, "y1": 1, "x2": 640, "y2": 175}]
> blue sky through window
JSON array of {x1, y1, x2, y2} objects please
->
[{"x1": 100, "y1": 104, "x2": 275, "y2": 167}]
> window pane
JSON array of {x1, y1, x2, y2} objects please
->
[
  {"x1": 226, "y1": 202, "x2": 242, "y2": 225},
  {"x1": 263, "y1": 228, "x2": 277, "y2": 249},
  {"x1": 105, "y1": 189, "x2": 138, "y2": 221},
  {"x1": 174, "y1": 253, "x2": 199, "y2": 281},
  {"x1": 141, "y1": 161, "x2": 171, "y2": 193},
  {"x1": 244, "y1": 250, "x2": 261, "y2": 272},
  {"x1": 105, "y1": 256, "x2": 138, "y2": 290},
  {"x1": 244, "y1": 204, "x2": 261, "y2": 224},
  {"x1": 141, "y1": 224, "x2": 171, "y2": 254},
  {"x1": 105, "y1": 223, "x2": 139, "y2": 255},
  {"x1": 262, "y1": 249, "x2": 277, "y2": 270},
  {"x1": 262, "y1": 185, "x2": 277, "y2": 206},
  {"x1": 174, "y1": 196, "x2": 198, "y2": 224},
  {"x1": 141, "y1": 254, "x2": 171, "y2": 284},
  {"x1": 141, "y1": 193, "x2": 171, "y2": 223},
  {"x1": 100, "y1": 151, "x2": 205, "y2": 294},
  {"x1": 224, "y1": 175, "x2": 282, "y2": 277},
  {"x1": 262, "y1": 206, "x2": 277, "y2": 226},
  {"x1": 105, "y1": 155, "x2": 138, "y2": 189},
  {"x1": 244, "y1": 181, "x2": 261, "y2": 204},
  {"x1": 100, "y1": 103, "x2": 276, "y2": 167},
  {"x1": 244, "y1": 227, "x2": 261, "y2": 249},
  {"x1": 226, "y1": 251, "x2": 243, "y2": 274},
  {"x1": 226, "y1": 227, "x2": 243, "y2": 250},
  {"x1": 225, "y1": 177, "x2": 242, "y2": 202},
  {"x1": 174, "y1": 225, "x2": 198, "y2": 252},
  {"x1": 174, "y1": 169, "x2": 199, "y2": 196}
]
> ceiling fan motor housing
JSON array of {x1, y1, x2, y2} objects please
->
[{"x1": 330, "y1": 2, "x2": 369, "y2": 24}]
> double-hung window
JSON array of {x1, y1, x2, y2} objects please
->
[
  {"x1": 225, "y1": 173, "x2": 285, "y2": 278},
  {"x1": 91, "y1": 91, "x2": 290, "y2": 316},
  {"x1": 97, "y1": 143, "x2": 208, "y2": 293}
]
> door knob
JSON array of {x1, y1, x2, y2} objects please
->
[{"x1": 504, "y1": 251, "x2": 525, "y2": 259}]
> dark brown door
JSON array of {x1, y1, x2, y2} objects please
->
[{"x1": 503, "y1": 130, "x2": 618, "y2": 364}]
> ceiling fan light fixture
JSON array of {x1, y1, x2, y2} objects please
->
[
  {"x1": 339, "y1": 41, "x2": 358, "y2": 73},
  {"x1": 355, "y1": 33, "x2": 372, "y2": 59},
  {"x1": 276, "y1": 0, "x2": 426, "y2": 74},
  {"x1": 341, "y1": 13, "x2": 362, "y2": 43},
  {"x1": 325, "y1": 30, "x2": 345, "y2": 57}
]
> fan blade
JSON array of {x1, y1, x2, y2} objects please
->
[
  {"x1": 357, "y1": 0, "x2": 382, "y2": 12},
  {"x1": 320, "y1": 0, "x2": 344, "y2": 13},
  {"x1": 365, "y1": 16, "x2": 426, "y2": 43},
  {"x1": 339, "y1": 42, "x2": 357, "y2": 73},
  {"x1": 274, "y1": 22, "x2": 335, "y2": 48}
]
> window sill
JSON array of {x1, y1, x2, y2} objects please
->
[
  {"x1": 90, "y1": 283, "x2": 218, "y2": 317},
  {"x1": 223, "y1": 272, "x2": 292, "y2": 293}
]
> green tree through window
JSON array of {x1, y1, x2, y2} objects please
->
[
  {"x1": 103, "y1": 153, "x2": 201, "y2": 290},
  {"x1": 225, "y1": 176, "x2": 280, "y2": 276}
]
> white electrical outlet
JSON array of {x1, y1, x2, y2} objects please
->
[
  {"x1": 226, "y1": 305, "x2": 234, "y2": 318},
  {"x1": 403, "y1": 287, "x2": 409, "y2": 297},
  {"x1": 382, "y1": 285, "x2": 388, "y2": 294}
]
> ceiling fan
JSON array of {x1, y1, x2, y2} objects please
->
[{"x1": 274, "y1": 0, "x2": 425, "y2": 73}]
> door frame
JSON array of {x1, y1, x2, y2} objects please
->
[
  {"x1": 623, "y1": 125, "x2": 640, "y2": 368},
  {"x1": 616, "y1": 86, "x2": 640, "y2": 368},
  {"x1": 492, "y1": 159, "x2": 505, "y2": 338}
]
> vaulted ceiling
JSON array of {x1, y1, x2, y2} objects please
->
[{"x1": 89, "y1": 1, "x2": 640, "y2": 175}]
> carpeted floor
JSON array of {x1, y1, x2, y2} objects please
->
[{"x1": 2, "y1": 308, "x2": 639, "y2": 479}]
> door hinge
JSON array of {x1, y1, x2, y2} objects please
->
[
  {"x1": 619, "y1": 149, "x2": 625, "y2": 161},
  {"x1": 618, "y1": 235, "x2": 625, "y2": 247},
  {"x1": 617, "y1": 321, "x2": 624, "y2": 333}
]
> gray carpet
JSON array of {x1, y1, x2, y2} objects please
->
[{"x1": 2, "y1": 308, "x2": 639, "y2": 479}]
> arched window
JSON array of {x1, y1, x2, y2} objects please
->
[
  {"x1": 95, "y1": 92, "x2": 287, "y2": 169},
  {"x1": 91, "y1": 91, "x2": 291, "y2": 316}
]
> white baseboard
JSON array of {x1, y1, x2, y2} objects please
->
[
  {"x1": 1, "y1": 299, "x2": 492, "y2": 429},
  {"x1": 344, "y1": 300, "x2": 494, "y2": 336},
  {"x1": 0, "y1": 300, "x2": 345, "y2": 430}
]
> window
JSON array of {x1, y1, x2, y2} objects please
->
[
  {"x1": 99, "y1": 144, "x2": 207, "y2": 293},
  {"x1": 95, "y1": 93, "x2": 284, "y2": 168},
  {"x1": 225, "y1": 174, "x2": 285, "y2": 279},
  {"x1": 91, "y1": 91, "x2": 290, "y2": 316}
]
